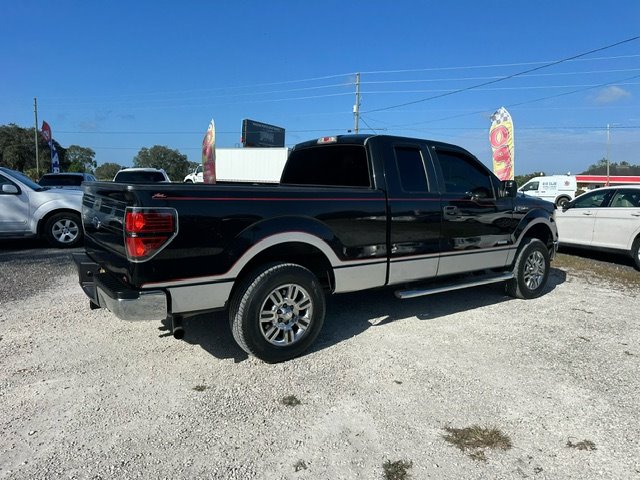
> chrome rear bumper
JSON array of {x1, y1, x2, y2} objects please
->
[{"x1": 73, "y1": 253, "x2": 167, "y2": 321}]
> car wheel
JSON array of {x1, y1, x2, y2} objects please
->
[
  {"x1": 632, "y1": 237, "x2": 640, "y2": 271},
  {"x1": 229, "y1": 263, "x2": 326, "y2": 363},
  {"x1": 556, "y1": 196, "x2": 570, "y2": 208},
  {"x1": 185, "y1": 180, "x2": 193, "y2": 183},
  {"x1": 506, "y1": 237, "x2": 550, "y2": 299},
  {"x1": 44, "y1": 212, "x2": 83, "y2": 248}
]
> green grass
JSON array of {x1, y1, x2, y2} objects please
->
[
  {"x1": 443, "y1": 425, "x2": 512, "y2": 461},
  {"x1": 383, "y1": 459, "x2": 413, "y2": 480},
  {"x1": 281, "y1": 395, "x2": 301, "y2": 406},
  {"x1": 567, "y1": 439, "x2": 597, "y2": 451},
  {"x1": 554, "y1": 253, "x2": 640, "y2": 289}
]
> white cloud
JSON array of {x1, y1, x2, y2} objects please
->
[{"x1": 593, "y1": 86, "x2": 632, "y2": 105}]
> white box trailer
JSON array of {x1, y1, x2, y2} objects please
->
[
  {"x1": 183, "y1": 148, "x2": 289, "y2": 183},
  {"x1": 518, "y1": 174, "x2": 577, "y2": 207}
]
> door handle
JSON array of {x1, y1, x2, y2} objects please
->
[
  {"x1": 443, "y1": 206, "x2": 458, "y2": 215},
  {"x1": 631, "y1": 212, "x2": 640, "y2": 217},
  {"x1": 582, "y1": 212, "x2": 593, "y2": 216}
]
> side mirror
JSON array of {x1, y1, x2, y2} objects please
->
[
  {"x1": 1, "y1": 184, "x2": 19, "y2": 194},
  {"x1": 501, "y1": 180, "x2": 517, "y2": 198}
]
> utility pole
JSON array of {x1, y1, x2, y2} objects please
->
[
  {"x1": 606, "y1": 123, "x2": 610, "y2": 186},
  {"x1": 34, "y1": 97, "x2": 39, "y2": 178},
  {"x1": 353, "y1": 73, "x2": 361, "y2": 134}
]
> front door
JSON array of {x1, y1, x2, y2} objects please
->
[
  {"x1": 434, "y1": 147, "x2": 513, "y2": 276},
  {"x1": 0, "y1": 173, "x2": 30, "y2": 234}
]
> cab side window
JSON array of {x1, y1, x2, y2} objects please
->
[
  {"x1": 437, "y1": 150, "x2": 493, "y2": 198},
  {"x1": 521, "y1": 181, "x2": 539, "y2": 192}
]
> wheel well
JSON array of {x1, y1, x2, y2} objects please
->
[
  {"x1": 37, "y1": 209, "x2": 81, "y2": 236},
  {"x1": 522, "y1": 223, "x2": 554, "y2": 253},
  {"x1": 232, "y1": 241, "x2": 335, "y2": 297}
]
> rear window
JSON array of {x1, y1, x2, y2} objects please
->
[
  {"x1": 39, "y1": 175, "x2": 84, "y2": 186},
  {"x1": 281, "y1": 144, "x2": 370, "y2": 187},
  {"x1": 114, "y1": 171, "x2": 167, "y2": 183}
]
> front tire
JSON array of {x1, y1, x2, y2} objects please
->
[
  {"x1": 506, "y1": 238, "x2": 550, "y2": 299},
  {"x1": 229, "y1": 263, "x2": 326, "y2": 362},
  {"x1": 556, "y1": 196, "x2": 570, "y2": 208},
  {"x1": 44, "y1": 212, "x2": 83, "y2": 248},
  {"x1": 631, "y1": 237, "x2": 640, "y2": 271}
]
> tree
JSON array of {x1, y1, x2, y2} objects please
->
[
  {"x1": 0, "y1": 123, "x2": 67, "y2": 174},
  {"x1": 514, "y1": 172, "x2": 545, "y2": 187},
  {"x1": 94, "y1": 162, "x2": 123, "y2": 180},
  {"x1": 132, "y1": 145, "x2": 191, "y2": 181},
  {"x1": 66, "y1": 145, "x2": 96, "y2": 173},
  {"x1": 581, "y1": 158, "x2": 640, "y2": 175}
]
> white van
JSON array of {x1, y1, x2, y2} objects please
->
[{"x1": 519, "y1": 175, "x2": 577, "y2": 207}]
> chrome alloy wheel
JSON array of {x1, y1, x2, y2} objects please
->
[
  {"x1": 52, "y1": 218, "x2": 80, "y2": 244},
  {"x1": 523, "y1": 250, "x2": 546, "y2": 290},
  {"x1": 259, "y1": 283, "x2": 313, "y2": 346}
]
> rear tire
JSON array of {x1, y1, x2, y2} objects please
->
[
  {"x1": 229, "y1": 263, "x2": 326, "y2": 363},
  {"x1": 44, "y1": 212, "x2": 83, "y2": 248},
  {"x1": 556, "y1": 196, "x2": 570, "y2": 208},
  {"x1": 506, "y1": 238, "x2": 550, "y2": 299}
]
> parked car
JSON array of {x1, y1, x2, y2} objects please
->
[
  {"x1": 183, "y1": 165, "x2": 202, "y2": 183},
  {"x1": 39, "y1": 172, "x2": 96, "y2": 190},
  {"x1": 556, "y1": 185, "x2": 640, "y2": 269},
  {"x1": 0, "y1": 167, "x2": 84, "y2": 247},
  {"x1": 113, "y1": 168, "x2": 171, "y2": 183}
]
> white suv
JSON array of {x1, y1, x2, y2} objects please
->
[
  {"x1": 0, "y1": 167, "x2": 84, "y2": 247},
  {"x1": 113, "y1": 168, "x2": 171, "y2": 183},
  {"x1": 556, "y1": 185, "x2": 640, "y2": 269},
  {"x1": 183, "y1": 165, "x2": 203, "y2": 183}
]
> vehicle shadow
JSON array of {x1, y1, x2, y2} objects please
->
[
  {"x1": 178, "y1": 267, "x2": 566, "y2": 363},
  {"x1": 558, "y1": 246, "x2": 636, "y2": 269}
]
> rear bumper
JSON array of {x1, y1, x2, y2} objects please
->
[{"x1": 72, "y1": 253, "x2": 167, "y2": 321}]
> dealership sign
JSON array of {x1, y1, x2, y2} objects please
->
[{"x1": 241, "y1": 119, "x2": 285, "y2": 148}]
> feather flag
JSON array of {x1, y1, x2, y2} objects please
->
[
  {"x1": 489, "y1": 107, "x2": 514, "y2": 181},
  {"x1": 202, "y1": 119, "x2": 217, "y2": 183},
  {"x1": 41, "y1": 121, "x2": 60, "y2": 173}
]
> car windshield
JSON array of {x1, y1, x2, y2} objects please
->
[
  {"x1": 39, "y1": 175, "x2": 84, "y2": 186},
  {"x1": 114, "y1": 171, "x2": 167, "y2": 183},
  {"x1": 0, "y1": 167, "x2": 44, "y2": 191}
]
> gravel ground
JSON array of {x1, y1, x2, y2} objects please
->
[{"x1": 0, "y1": 244, "x2": 639, "y2": 479}]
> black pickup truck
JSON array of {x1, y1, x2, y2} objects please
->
[{"x1": 74, "y1": 134, "x2": 558, "y2": 362}]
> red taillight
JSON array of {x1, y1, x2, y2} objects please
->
[
  {"x1": 125, "y1": 211, "x2": 174, "y2": 234},
  {"x1": 124, "y1": 208, "x2": 177, "y2": 261}
]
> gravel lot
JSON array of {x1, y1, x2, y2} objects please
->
[{"x1": 1, "y1": 242, "x2": 639, "y2": 479}]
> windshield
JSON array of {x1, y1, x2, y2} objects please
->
[
  {"x1": 39, "y1": 175, "x2": 84, "y2": 186},
  {"x1": 114, "y1": 171, "x2": 168, "y2": 183},
  {"x1": 0, "y1": 167, "x2": 44, "y2": 191}
]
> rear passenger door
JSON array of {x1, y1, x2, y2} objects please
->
[
  {"x1": 434, "y1": 147, "x2": 513, "y2": 276},
  {"x1": 591, "y1": 188, "x2": 640, "y2": 250},
  {"x1": 382, "y1": 141, "x2": 441, "y2": 285}
]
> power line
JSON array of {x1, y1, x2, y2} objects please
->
[
  {"x1": 363, "y1": 36, "x2": 640, "y2": 114},
  {"x1": 360, "y1": 68, "x2": 640, "y2": 85},
  {"x1": 366, "y1": 72, "x2": 640, "y2": 130}
]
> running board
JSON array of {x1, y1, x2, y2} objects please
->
[{"x1": 395, "y1": 272, "x2": 514, "y2": 299}]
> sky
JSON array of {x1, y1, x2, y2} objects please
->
[{"x1": 1, "y1": 0, "x2": 639, "y2": 176}]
